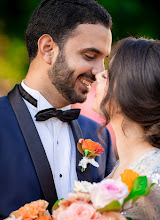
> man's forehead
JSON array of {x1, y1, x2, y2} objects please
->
[{"x1": 68, "y1": 23, "x2": 112, "y2": 56}]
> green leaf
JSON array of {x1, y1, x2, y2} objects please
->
[
  {"x1": 87, "y1": 151, "x2": 96, "y2": 157},
  {"x1": 84, "y1": 150, "x2": 89, "y2": 157},
  {"x1": 131, "y1": 182, "x2": 156, "y2": 204},
  {"x1": 131, "y1": 176, "x2": 147, "y2": 194},
  {"x1": 51, "y1": 198, "x2": 64, "y2": 212},
  {"x1": 123, "y1": 176, "x2": 147, "y2": 205},
  {"x1": 123, "y1": 177, "x2": 156, "y2": 206},
  {"x1": 55, "y1": 198, "x2": 64, "y2": 205},
  {"x1": 126, "y1": 217, "x2": 133, "y2": 220},
  {"x1": 81, "y1": 167, "x2": 85, "y2": 172},
  {"x1": 143, "y1": 183, "x2": 156, "y2": 196},
  {"x1": 97, "y1": 201, "x2": 122, "y2": 213}
]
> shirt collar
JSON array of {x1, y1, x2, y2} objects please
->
[{"x1": 21, "y1": 80, "x2": 71, "y2": 112}]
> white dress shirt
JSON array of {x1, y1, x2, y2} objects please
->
[{"x1": 21, "y1": 81, "x2": 78, "y2": 199}]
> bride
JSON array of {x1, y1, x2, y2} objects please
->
[{"x1": 92, "y1": 37, "x2": 160, "y2": 219}]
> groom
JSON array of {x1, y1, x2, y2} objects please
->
[{"x1": 0, "y1": 0, "x2": 115, "y2": 218}]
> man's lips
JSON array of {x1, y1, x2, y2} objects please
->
[{"x1": 78, "y1": 77, "x2": 94, "y2": 90}]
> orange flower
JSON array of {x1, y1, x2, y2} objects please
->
[
  {"x1": 37, "y1": 216, "x2": 52, "y2": 220},
  {"x1": 10, "y1": 200, "x2": 49, "y2": 220},
  {"x1": 121, "y1": 169, "x2": 140, "y2": 192},
  {"x1": 81, "y1": 139, "x2": 104, "y2": 155}
]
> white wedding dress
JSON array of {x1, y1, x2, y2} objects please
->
[{"x1": 108, "y1": 149, "x2": 160, "y2": 220}]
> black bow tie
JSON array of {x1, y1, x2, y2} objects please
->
[
  {"x1": 19, "y1": 84, "x2": 80, "y2": 122},
  {"x1": 35, "y1": 108, "x2": 80, "y2": 122}
]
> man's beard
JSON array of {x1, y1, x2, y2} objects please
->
[{"x1": 48, "y1": 49, "x2": 92, "y2": 104}]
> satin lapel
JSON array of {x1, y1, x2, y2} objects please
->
[
  {"x1": 70, "y1": 120, "x2": 92, "y2": 182},
  {"x1": 8, "y1": 84, "x2": 57, "y2": 210}
]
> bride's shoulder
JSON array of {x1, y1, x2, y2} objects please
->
[
  {"x1": 130, "y1": 149, "x2": 160, "y2": 174},
  {"x1": 147, "y1": 149, "x2": 160, "y2": 176}
]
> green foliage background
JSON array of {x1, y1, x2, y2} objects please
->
[{"x1": 0, "y1": 0, "x2": 159, "y2": 95}]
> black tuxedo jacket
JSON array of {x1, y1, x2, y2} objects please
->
[{"x1": 0, "y1": 85, "x2": 116, "y2": 219}]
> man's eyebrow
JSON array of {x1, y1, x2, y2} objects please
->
[
  {"x1": 82, "y1": 47, "x2": 102, "y2": 55},
  {"x1": 82, "y1": 48, "x2": 109, "y2": 58}
]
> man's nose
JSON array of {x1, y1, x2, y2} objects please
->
[{"x1": 91, "y1": 61, "x2": 105, "y2": 76}]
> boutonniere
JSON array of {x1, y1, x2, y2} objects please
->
[{"x1": 77, "y1": 139, "x2": 104, "y2": 172}]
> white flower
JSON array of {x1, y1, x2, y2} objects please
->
[
  {"x1": 78, "y1": 138, "x2": 83, "y2": 144},
  {"x1": 78, "y1": 157, "x2": 99, "y2": 169},
  {"x1": 73, "y1": 180, "x2": 93, "y2": 193}
]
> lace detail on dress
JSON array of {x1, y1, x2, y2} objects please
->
[{"x1": 147, "y1": 166, "x2": 160, "y2": 186}]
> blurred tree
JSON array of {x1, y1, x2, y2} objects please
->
[
  {"x1": 0, "y1": 0, "x2": 41, "y2": 90},
  {"x1": 0, "y1": 0, "x2": 41, "y2": 38},
  {"x1": 98, "y1": 0, "x2": 159, "y2": 42}
]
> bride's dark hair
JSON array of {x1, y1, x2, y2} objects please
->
[{"x1": 100, "y1": 37, "x2": 160, "y2": 148}]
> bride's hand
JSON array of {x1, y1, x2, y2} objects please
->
[{"x1": 100, "y1": 211, "x2": 127, "y2": 220}]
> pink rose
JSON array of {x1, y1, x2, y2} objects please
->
[
  {"x1": 90, "y1": 179, "x2": 129, "y2": 209},
  {"x1": 53, "y1": 201, "x2": 101, "y2": 220},
  {"x1": 99, "y1": 212, "x2": 127, "y2": 220}
]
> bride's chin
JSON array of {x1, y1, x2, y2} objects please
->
[{"x1": 92, "y1": 102, "x2": 103, "y2": 116}]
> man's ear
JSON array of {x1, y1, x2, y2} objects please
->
[{"x1": 38, "y1": 34, "x2": 58, "y2": 64}]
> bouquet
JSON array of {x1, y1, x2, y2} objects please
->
[{"x1": 5, "y1": 169, "x2": 155, "y2": 220}]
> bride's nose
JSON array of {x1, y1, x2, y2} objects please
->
[{"x1": 95, "y1": 70, "x2": 107, "y2": 81}]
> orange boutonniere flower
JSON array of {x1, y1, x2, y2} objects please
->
[
  {"x1": 121, "y1": 169, "x2": 140, "y2": 192},
  {"x1": 81, "y1": 139, "x2": 104, "y2": 156},
  {"x1": 77, "y1": 139, "x2": 104, "y2": 172}
]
